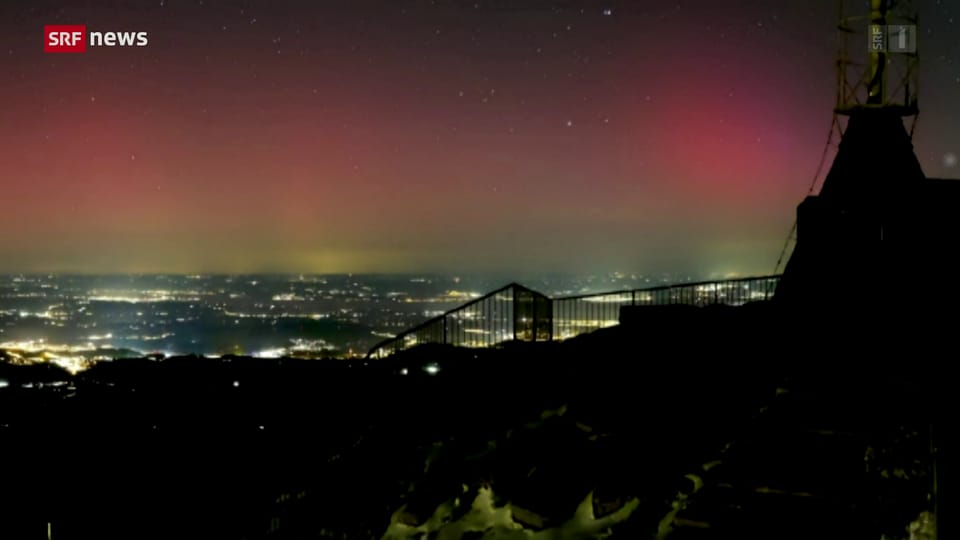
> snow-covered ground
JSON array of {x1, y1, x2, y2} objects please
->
[{"x1": 383, "y1": 486, "x2": 639, "y2": 540}]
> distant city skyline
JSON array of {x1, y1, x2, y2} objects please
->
[{"x1": 2, "y1": 0, "x2": 959, "y2": 275}]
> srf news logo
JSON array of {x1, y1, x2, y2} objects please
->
[{"x1": 44, "y1": 25, "x2": 149, "y2": 53}]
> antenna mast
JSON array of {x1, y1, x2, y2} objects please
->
[{"x1": 836, "y1": 0, "x2": 918, "y2": 117}]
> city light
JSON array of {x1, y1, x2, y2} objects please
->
[{"x1": 0, "y1": 273, "x2": 750, "y2": 366}]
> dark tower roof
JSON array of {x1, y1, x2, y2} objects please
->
[
  {"x1": 817, "y1": 110, "x2": 925, "y2": 206},
  {"x1": 776, "y1": 108, "x2": 960, "y2": 311}
]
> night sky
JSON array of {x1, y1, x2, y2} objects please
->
[{"x1": 1, "y1": 1, "x2": 958, "y2": 276}]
